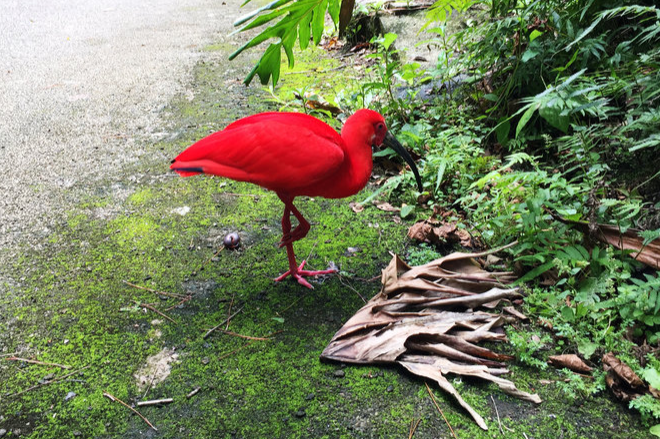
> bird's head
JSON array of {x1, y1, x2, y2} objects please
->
[{"x1": 352, "y1": 109, "x2": 423, "y2": 193}]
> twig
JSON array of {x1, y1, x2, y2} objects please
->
[
  {"x1": 284, "y1": 64, "x2": 346, "y2": 75},
  {"x1": 217, "y1": 330, "x2": 283, "y2": 360},
  {"x1": 141, "y1": 365, "x2": 159, "y2": 400},
  {"x1": 136, "y1": 398, "x2": 173, "y2": 407},
  {"x1": 225, "y1": 294, "x2": 235, "y2": 330},
  {"x1": 425, "y1": 382, "x2": 458, "y2": 439},
  {"x1": 0, "y1": 352, "x2": 19, "y2": 358},
  {"x1": 103, "y1": 391, "x2": 157, "y2": 431},
  {"x1": 133, "y1": 301, "x2": 177, "y2": 324},
  {"x1": 491, "y1": 395, "x2": 503, "y2": 435},
  {"x1": 203, "y1": 306, "x2": 245, "y2": 339},
  {"x1": 8, "y1": 365, "x2": 90, "y2": 399},
  {"x1": 186, "y1": 387, "x2": 201, "y2": 399},
  {"x1": 338, "y1": 275, "x2": 367, "y2": 304},
  {"x1": 408, "y1": 418, "x2": 421, "y2": 439},
  {"x1": 163, "y1": 295, "x2": 193, "y2": 312},
  {"x1": 198, "y1": 246, "x2": 225, "y2": 272},
  {"x1": 277, "y1": 292, "x2": 308, "y2": 315},
  {"x1": 4, "y1": 357, "x2": 70, "y2": 369},
  {"x1": 218, "y1": 330, "x2": 273, "y2": 341},
  {"x1": 123, "y1": 280, "x2": 188, "y2": 299}
]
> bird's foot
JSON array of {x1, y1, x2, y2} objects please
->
[{"x1": 274, "y1": 260, "x2": 337, "y2": 289}]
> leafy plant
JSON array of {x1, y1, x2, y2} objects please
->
[{"x1": 229, "y1": 0, "x2": 342, "y2": 85}]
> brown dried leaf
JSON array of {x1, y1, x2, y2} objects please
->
[
  {"x1": 548, "y1": 354, "x2": 593, "y2": 374},
  {"x1": 321, "y1": 247, "x2": 539, "y2": 430},
  {"x1": 551, "y1": 213, "x2": 660, "y2": 270},
  {"x1": 408, "y1": 220, "x2": 473, "y2": 247},
  {"x1": 375, "y1": 202, "x2": 400, "y2": 212},
  {"x1": 503, "y1": 306, "x2": 528, "y2": 320},
  {"x1": 349, "y1": 201, "x2": 364, "y2": 213},
  {"x1": 602, "y1": 352, "x2": 647, "y2": 402}
]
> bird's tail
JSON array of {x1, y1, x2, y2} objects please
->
[{"x1": 170, "y1": 161, "x2": 203, "y2": 177}]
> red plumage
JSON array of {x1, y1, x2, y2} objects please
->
[{"x1": 171, "y1": 109, "x2": 420, "y2": 288}]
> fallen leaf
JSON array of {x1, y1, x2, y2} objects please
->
[
  {"x1": 408, "y1": 220, "x2": 473, "y2": 247},
  {"x1": 349, "y1": 202, "x2": 364, "y2": 213},
  {"x1": 603, "y1": 352, "x2": 647, "y2": 402},
  {"x1": 375, "y1": 202, "x2": 399, "y2": 212},
  {"x1": 548, "y1": 354, "x2": 593, "y2": 373},
  {"x1": 322, "y1": 246, "x2": 538, "y2": 431}
]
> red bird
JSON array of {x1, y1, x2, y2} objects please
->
[{"x1": 170, "y1": 109, "x2": 422, "y2": 288}]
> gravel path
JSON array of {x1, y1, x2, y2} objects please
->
[{"x1": 0, "y1": 0, "x2": 245, "y2": 252}]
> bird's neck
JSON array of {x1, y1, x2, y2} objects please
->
[{"x1": 334, "y1": 121, "x2": 374, "y2": 197}]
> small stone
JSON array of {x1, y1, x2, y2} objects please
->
[
  {"x1": 0, "y1": 429, "x2": 6, "y2": 437},
  {"x1": 386, "y1": 385, "x2": 394, "y2": 393},
  {"x1": 201, "y1": 357, "x2": 210, "y2": 365},
  {"x1": 294, "y1": 409, "x2": 306, "y2": 418},
  {"x1": 73, "y1": 431, "x2": 82, "y2": 437},
  {"x1": 65, "y1": 391, "x2": 76, "y2": 401},
  {"x1": 305, "y1": 393, "x2": 315, "y2": 400},
  {"x1": 333, "y1": 370, "x2": 345, "y2": 378}
]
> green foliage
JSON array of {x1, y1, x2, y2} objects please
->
[
  {"x1": 554, "y1": 369, "x2": 606, "y2": 402},
  {"x1": 230, "y1": 0, "x2": 342, "y2": 85},
  {"x1": 507, "y1": 330, "x2": 552, "y2": 370}
]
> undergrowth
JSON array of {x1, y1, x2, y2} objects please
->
[{"x1": 234, "y1": 0, "x2": 660, "y2": 432}]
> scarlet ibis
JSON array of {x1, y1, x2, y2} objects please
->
[{"x1": 170, "y1": 109, "x2": 422, "y2": 288}]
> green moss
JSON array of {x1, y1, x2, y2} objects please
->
[{"x1": 0, "y1": 30, "x2": 651, "y2": 439}]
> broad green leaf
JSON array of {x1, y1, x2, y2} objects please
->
[
  {"x1": 516, "y1": 260, "x2": 554, "y2": 283},
  {"x1": 380, "y1": 33, "x2": 398, "y2": 50},
  {"x1": 539, "y1": 104, "x2": 569, "y2": 133},
  {"x1": 400, "y1": 204, "x2": 414, "y2": 218},
  {"x1": 529, "y1": 29, "x2": 543, "y2": 41},
  {"x1": 312, "y1": 0, "x2": 328, "y2": 45},
  {"x1": 642, "y1": 367, "x2": 660, "y2": 389},
  {"x1": 650, "y1": 424, "x2": 660, "y2": 438},
  {"x1": 495, "y1": 118, "x2": 510, "y2": 145},
  {"x1": 577, "y1": 340, "x2": 598, "y2": 358},
  {"x1": 298, "y1": 8, "x2": 312, "y2": 49},
  {"x1": 521, "y1": 47, "x2": 539, "y2": 63},
  {"x1": 435, "y1": 159, "x2": 447, "y2": 193},
  {"x1": 516, "y1": 103, "x2": 539, "y2": 138}
]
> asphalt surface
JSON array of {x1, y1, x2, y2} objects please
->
[{"x1": 0, "y1": 0, "x2": 245, "y2": 253}]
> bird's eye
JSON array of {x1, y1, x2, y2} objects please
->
[{"x1": 376, "y1": 123, "x2": 385, "y2": 131}]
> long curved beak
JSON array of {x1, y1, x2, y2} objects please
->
[{"x1": 382, "y1": 131, "x2": 423, "y2": 192}]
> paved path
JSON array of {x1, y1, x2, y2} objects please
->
[{"x1": 0, "y1": 0, "x2": 245, "y2": 250}]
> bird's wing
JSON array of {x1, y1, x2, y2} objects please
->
[{"x1": 171, "y1": 116, "x2": 345, "y2": 193}]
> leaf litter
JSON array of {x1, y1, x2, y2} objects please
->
[{"x1": 321, "y1": 247, "x2": 541, "y2": 430}]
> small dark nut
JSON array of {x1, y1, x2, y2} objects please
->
[{"x1": 223, "y1": 232, "x2": 240, "y2": 249}]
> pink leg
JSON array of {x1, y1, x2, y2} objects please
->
[{"x1": 274, "y1": 194, "x2": 337, "y2": 289}]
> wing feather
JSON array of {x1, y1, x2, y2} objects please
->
[{"x1": 171, "y1": 114, "x2": 345, "y2": 193}]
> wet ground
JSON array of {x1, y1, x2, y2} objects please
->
[{"x1": 0, "y1": 3, "x2": 654, "y2": 438}]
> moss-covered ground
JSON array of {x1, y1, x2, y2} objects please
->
[{"x1": 0, "y1": 41, "x2": 651, "y2": 439}]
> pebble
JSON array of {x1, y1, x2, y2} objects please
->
[
  {"x1": 201, "y1": 357, "x2": 210, "y2": 365},
  {"x1": 294, "y1": 409, "x2": 306, "y2": 418},
  {"x1": 65, "y1": 391, "x2": 77, "y2": 401},
  {"x1": 333, "y1": 370, "x2": 345, "y2": 378},
  {"x1": 223, "y1": 232, "x2": 240, "y2": 249},
  {"x1": 386, "y1": 385, "x2": 394, "y2": 392},
  {"x1": 0, "y1": 429, "x2": 6, "y2": 437},
  {"x1": 305, "y1": 393, "x2": 315, "y2": 400}
]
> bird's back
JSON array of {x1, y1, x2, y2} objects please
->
[{"x1": 170, "y1": 112, "x2": 346, "y2": 194}]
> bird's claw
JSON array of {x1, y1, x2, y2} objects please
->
[{"x1": 274, "y1": 260, "x2": 338, "y2": 289}]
